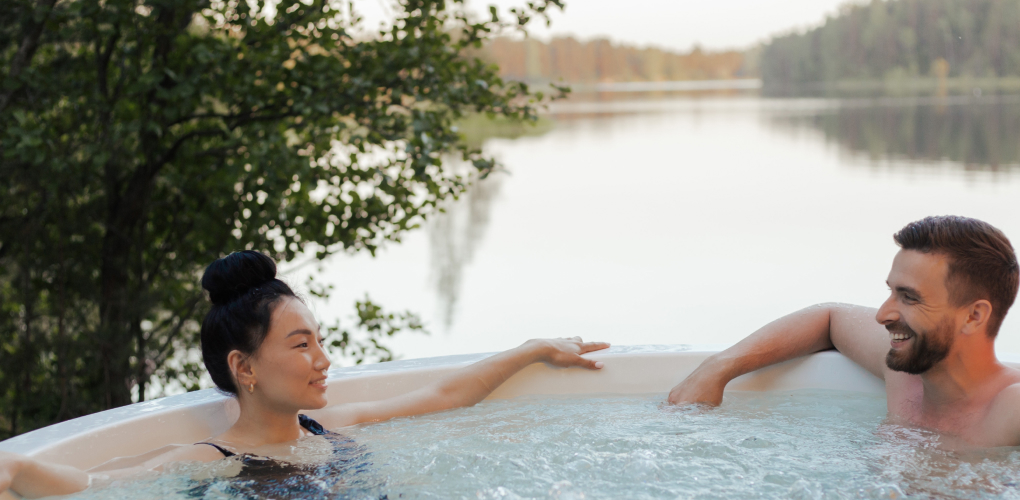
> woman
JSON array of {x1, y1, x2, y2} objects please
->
[{"x1": 0, "y1": 251, "x2": 609, "y2": 498}]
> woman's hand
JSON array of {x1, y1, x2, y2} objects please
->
[{"x1": 526, "y1": 337, "x2": 610, "y2": 370}]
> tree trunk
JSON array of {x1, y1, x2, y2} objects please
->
[
  {"x1": 134, "y1": 318, "x2": 147, "y2": 402},
  {"x1": 14, "y1": 268, "x2": 35, "y2": 436},
  {"x1": 99, "y1": 175, "x2": 147, "y2": 409},
  {"x1": 99, "y1": 209, "x2": 142, "y2": 409},
  {"x1": 56, "y1": 241, "x2": 70, "y2": 420}
]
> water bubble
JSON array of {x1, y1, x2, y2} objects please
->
[
  {"x1": 764, "y1": 471, "x2": 798, "y2": 487},
  {"x1": 549, "y1": 480, "x2": 585, "y2": 500},
  {"x1": 861, "y1": 484, "x2": 906, "y2": 499},
  {"x1": 476, "y1": 486, "x2": 523, "y2": 499},
  {"x1": 788, "y1": 479, "x2": 823, "y2": 500},
  {"x1": 739, "y1": 436, "x2": 776, "y2": 449}
]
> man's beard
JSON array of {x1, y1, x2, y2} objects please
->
[{"x1": 885, "y1": 317, "x2": 955, "y2": 375}]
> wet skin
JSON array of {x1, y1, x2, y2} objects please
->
[
  {"x1": 0, "y1": 296, "x2": 610, "y2": 499},
  {"x1": 669, "y1": 249, "x2": 1020, "y2": 448},
  {"x1": 879, "y1": 250, "x2": 1020, "y2": 447}
]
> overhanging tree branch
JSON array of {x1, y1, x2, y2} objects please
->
[{"x1": 0, "y1": 0, "x2": 59, "y2": 114}]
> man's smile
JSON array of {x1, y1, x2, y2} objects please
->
[
  {"x1": 885, "y1": 317, "x2": 921, "y2": 350},
  {"x1": 890, "y1": 331, "x2": 914, "y2": 347}
]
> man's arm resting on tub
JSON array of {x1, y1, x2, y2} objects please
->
[{"x1": 667, "y1": 303, "x2": 890, "y2": 406}]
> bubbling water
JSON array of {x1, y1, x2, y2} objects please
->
[{"x1": 56, "y1": 390, "x2": 1020, "y2": 500}]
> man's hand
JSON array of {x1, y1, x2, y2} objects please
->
[{"x1": 667, "y1": 359, "x2": 730, "y2": 406}]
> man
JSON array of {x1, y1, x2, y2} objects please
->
[{"x1": 668, "y1": 215, "x2": 1020, "y2": 447}]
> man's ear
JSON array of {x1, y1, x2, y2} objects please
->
[
  {"x1": 961, "y1": 300, "x2": 993, "y2": 336},
  {"x1": 227, "y1": 349, "x2": 256, "y2": 387}
]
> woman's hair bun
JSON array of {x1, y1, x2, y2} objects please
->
[
  {"x1": 199, "y1": 250, "x2": 297, "y2": 395},
  {"x1": 202, "y1": 250, "x2": 278, "y2": 305}
]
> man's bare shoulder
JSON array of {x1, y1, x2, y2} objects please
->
[
  {"x1": 979, "y1": 379, "x2": 1020, "y2": 447},
  {"x1": 989, "y1": 378, "x2": 1020, "y2": 408}
]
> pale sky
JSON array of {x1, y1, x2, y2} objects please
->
[{"x1": 356, "y1": 0, "x2": 865, "y2": 51}]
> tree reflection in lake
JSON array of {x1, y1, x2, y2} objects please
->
[
  {"x1": 428, "y1": 172, "x2": 503, "y2": 329},
  {"x1": 425, "y1": 116, "x2": 553, "y2": 329},
  {"x1": 771, "y1": 96, "x2": 1020, "y2": 171}
]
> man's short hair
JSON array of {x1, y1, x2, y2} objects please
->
[{"x1": 894, "y1": 216, "x2": 1019, "y2": 337}]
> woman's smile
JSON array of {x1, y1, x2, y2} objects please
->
[{"x1": 309, "y1": 376, "x2": 328, "y2": 391}]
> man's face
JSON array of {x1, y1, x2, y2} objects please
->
[
  {"x1": 884, "y1": 314, "x2": 954, "y2": 374},
  {"x1": 876, "y1": 250, "x2": 959, "y2": 374}
]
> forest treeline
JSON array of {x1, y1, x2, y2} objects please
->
[
  {"x1": 481, "y1": 37, "x2": 750, "y2": 84},
  {"x1": 486, "y1": 0, "x2": 1020, "y2": 93},
  {"x1": 760, "y1": 0, "x2": 1020, "y2": 93}
]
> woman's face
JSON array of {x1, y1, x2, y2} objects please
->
[{"x1": 246, "y1": 297, "x2": 331, "y2": 411}]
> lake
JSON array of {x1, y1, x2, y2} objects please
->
[{"x1": 292, "y1": 95, "x2": 1020, "y2": 362}]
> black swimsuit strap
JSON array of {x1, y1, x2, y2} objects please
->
[
  {"x1": 298, "y1": 414, "x2": 329, "y2": 436},
  {"x1": 196, "y1": 441, "x2": 236, "y2": 457},
  {"x1": 193, "y1": 415, "x2": 328, "y2": 458}
]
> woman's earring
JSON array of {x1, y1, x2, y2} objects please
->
[{"x1": 249, "y1": 382, "x2": 255, "y2": 394}]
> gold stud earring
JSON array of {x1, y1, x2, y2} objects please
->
[{"x1": 248, "y1": 382, "x2": 255, "y2": 394}]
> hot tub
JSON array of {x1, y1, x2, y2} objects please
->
[{"x1": 3, "y1": 344, "x2": 999, "y2": 499}]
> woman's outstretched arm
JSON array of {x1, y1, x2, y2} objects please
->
[
  {"x1": 1, "y1": 441, "x2": 223, "y2": 499},
  {"x1": 0, "y1": 451, "x2": 89, "y2": 499},
  {"x1": 320, "y1": 337, "x2": 610, "y2": 428}
]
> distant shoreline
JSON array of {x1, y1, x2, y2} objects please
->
[
  {"x1": 511, "y1": 76, "x2": 1020, "y2": 98},
  {"x1": 570, "y1": 79, "x2": 761, "y2": 93},
  {"x1": 764, "y1": 77, "x2": 1020, "y2": 96}
]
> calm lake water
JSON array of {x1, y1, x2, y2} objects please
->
[{"x1": 293, "y1": 95, "x2": 1020, "y2": 362}]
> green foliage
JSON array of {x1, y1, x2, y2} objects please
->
[
  {"x1": 760, "y1": 0, "x2": 1020, "y2": 93},
  {"x1": 455, "y1": 113, "x2": 555, "y2": 149},
  {"x1": 327, "y1": 296, "x2": 426, "y2": 365},
  {"x1": 303, "y1": 275, "x2": 426, "y2": 365},
  {"x1": 0, "y1": 0, "x2": 564, "y2": 438}
]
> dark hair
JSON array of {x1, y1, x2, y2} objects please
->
[
  {"x1": 894, "y1": 216, "x2": 1019, "y2": 337},
  {"x1": 200, "y1": 250, "x2": 298, "y2": 394}
]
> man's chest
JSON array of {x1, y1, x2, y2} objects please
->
[{"x1": 886, "y1": 383, "x2": 1011, "y2": 447}]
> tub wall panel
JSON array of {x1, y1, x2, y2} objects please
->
[{"x1": 8, "y1": 345, "x2": 1010, "y2": 481}]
